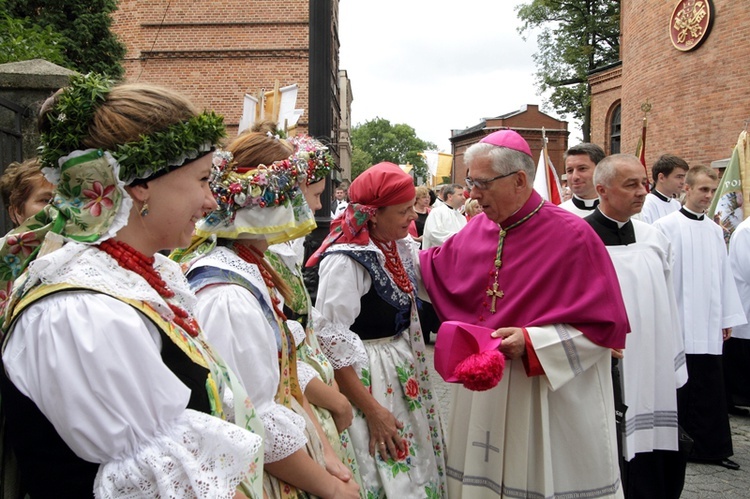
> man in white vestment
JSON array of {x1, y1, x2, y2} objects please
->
[
  {"x1": 559, "y1": 143, "x2": 605, "y2": 217},
  {"x1": 422, "y1": 184, "x2": 466, "y2": 249},
  {"x1": 725, "y1": 216, "x2": 750, "y2": 414},
  {"x1": 653, "y1": 165, "x2": 747, "y2": 470},
  {"x1": 421, "y1": 130, "x2": 629, "y2": 499},
  {"x1": 585, "y1": 154, "x2": 688, "y2": 498},
  {"x1": 640, "y1": 154, "x2": 687, "y2": 224}
]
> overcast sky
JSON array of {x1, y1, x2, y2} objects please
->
[{"x1": 339, "y1": 1, "x2": 577, "y2": 153}]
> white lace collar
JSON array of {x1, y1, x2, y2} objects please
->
[
  {"x1": 22, "y1": 242, "x2": 196, "y2": 319},
  {"x1": 189, "y1": 246, "x2": 281, "y2": 311}
]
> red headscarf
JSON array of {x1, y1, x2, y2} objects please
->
[{"x1": 306, "y1": 162, "x2": 415, "y2": 266}]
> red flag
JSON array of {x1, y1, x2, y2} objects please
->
[{"x1": 534, "y1": 132, "x2": 562, "y2": 204}]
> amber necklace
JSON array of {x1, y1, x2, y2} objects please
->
[
  {"x1": 233, "y1": 242, "x2": 288, "y2": 321},
  {"x1": 98, "y1": 239, "x2": 200, "y2": 337},
  {"x1": 372, "y1": 237, "x2": 414, "y2": 294}
]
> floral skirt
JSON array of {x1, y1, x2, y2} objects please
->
[{"x1": 350, "y1": 332, "x2": 444, "y2": 499}]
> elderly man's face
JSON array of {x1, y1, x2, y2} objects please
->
[
  {"x1": 599, "y1": 159, "x2": 648, "y2": 221},
  {"x1": 467, "y1": 154, "x2": 524, "y2": 224}
]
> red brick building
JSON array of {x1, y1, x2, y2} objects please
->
[
  {"x1": 111, "y1": 0, "x2": 349, "y2": 169},
  {"x1": 449, "y1": 104, "x2": 569, "y2": 184},
  {"x1": 590, "y1": 0, "x2": 749, "y2": 169}
]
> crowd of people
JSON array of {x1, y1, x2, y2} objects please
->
[{"x1": 0, "y1": 72, "x2": 746, "y2": 499}]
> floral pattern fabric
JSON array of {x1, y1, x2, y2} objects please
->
[{"x1": 320, "y1": 240, "x2": 447, "y2": 498}]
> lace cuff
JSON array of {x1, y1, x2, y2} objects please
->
[
  {"x1": 94, "y1": 409, "x2": 262, "y2": 498},
  {"x1": 315, "y1": 320, "x2": 368, "y2": 374},
  {"x1": 286, "y1": 319, "x2": 307, "y2": 347},
  {"x1": 297, "y1": 360, "x2": 321, "y2": 393},
  {"x1": 260, "y1": 405, "x2": 308, "y2": 463}
]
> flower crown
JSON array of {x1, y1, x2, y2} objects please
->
[
  {"x1": 287, "y1": 135, "x2": 335, "y2": 185},
  {"x1": 202, "y1": 150, "x2": 303, "y2": 228},
  {"x1": 39, "y1": 73, "x2": 226, "y2": 184}
]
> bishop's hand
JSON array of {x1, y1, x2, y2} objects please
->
[{"x1": 492, "y1": 327, "x2": 525, "y2": 359}]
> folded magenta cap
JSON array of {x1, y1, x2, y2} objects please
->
[
  {"x1": 434, "y1": 321, "x2": 505, "y2": 390},
  {"x1": 479, "y1": 130, "x2": 532, "y2": 157}
]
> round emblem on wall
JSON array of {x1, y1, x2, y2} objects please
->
[{"x1": 670, "y1": 0, "x2": 714, "y2": 51}]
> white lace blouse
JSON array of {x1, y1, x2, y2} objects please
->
[
  {"x1": 2, "y1": 243, "x2": 261, "y2": 498},
  {"x1": 190, "y1": 247, "x2": 308, "y2": 463}
]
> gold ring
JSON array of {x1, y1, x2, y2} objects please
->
[{"x1": 379, "y1": 441, "x2": 385, "y2": 446}]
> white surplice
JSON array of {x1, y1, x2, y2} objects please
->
[
  {"x1": 559, "y1": 196, "x2": 598, "y2": 218},
  {"x1": 606, "y1": 220, "x2": 687, "y2": 460},
  {"x1": 653, "y1": 211, "x2": 747, "y2": 354},
  {"x1": 422, "y1": 200, "x2": 467, "y2": 249},
  {"x1": 729, "y1": 217, "x2": 750, "y2": 339},
  {"x1": 446, "y1": 324, "x2": 622, "y2": 499},
  {"x1": 640, "y1": 191, "x2": 681, "y2": 224}
]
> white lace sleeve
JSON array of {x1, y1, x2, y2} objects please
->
[
  {"x1": 297, "y1": 360, "x2": 320, "y2": 393},
  {"x1": 94, "y1": 410, "x2": 261, "y2": 498},
  {"x1": 194, "y1": 282, "x2": 307, "y2": 463},
  {"x1": 314, "y1": 254, "x2": 369, "y2": 373},
  {"x1": 259, "y1": 407, "x2": 308, "y2": 462}
]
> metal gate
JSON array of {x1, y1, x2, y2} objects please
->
[{"x1": 0, "y1": 96, "x2": 24, "y2": 235}]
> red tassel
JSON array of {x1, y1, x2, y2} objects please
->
[{"x1": 454, "y1": 350, "x2": 506, "y2": 392}]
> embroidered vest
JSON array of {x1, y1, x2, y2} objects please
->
[{"x1": 327, "y1": 249, "x2": 413, "y2": 340}]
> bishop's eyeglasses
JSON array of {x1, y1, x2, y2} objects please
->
[{"x1": 465, "y1": 170, "x2": 518, "y2": 190}]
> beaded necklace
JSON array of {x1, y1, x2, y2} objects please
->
[
  {"x1": 372, "y1": 238, "x2": 414, "y2": 294},
  {"x1": 232, "y1": 242, "x2": 288, "y2": 321},
  {"x1": 98, "y1": 239, "x2": 200, "y2": 337}
]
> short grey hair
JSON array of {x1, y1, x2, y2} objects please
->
[
  {"x1": 593, "y1": 154, "x2": 640, "y2": 188},
  {"x1": 464, "y1": 142, "x2": 536, "y2": 181}
]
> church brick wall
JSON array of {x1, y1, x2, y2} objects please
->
[{"x1": 594, "y1": 0, "x2": 750, "y2": 167}]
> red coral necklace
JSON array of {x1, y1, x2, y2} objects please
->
[
  {"x1": 233, "y1": 242, "x2": 288, "y2": 321},
  {"x1": 372, "y1": 238, "x2": 413, "y2": 294},
  {"x1": 98, "y1": 239, "x2": 200, "y2": 337}
]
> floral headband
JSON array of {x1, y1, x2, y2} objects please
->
[
  {"x1": 287, "y1": 135, "x2": 334, "y2": 185},
  {"x1": 39, "y1": 72, "x2": 226, "y2": 185},
  {"x1": 200, "y1": 150, "x2": 303, "y2": 230}
]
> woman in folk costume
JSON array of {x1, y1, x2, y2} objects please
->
[
  {"x1": 265, "y1": 135, "x2": 365, "y2": 496},
  {"x1": 179, "y1": 125, "x2": 360, "y2": 499},
  {"x1": 0, "y1": 74, "x2": 264, "y2": 498},
  {"x1": 307, "y1": 162, "x2": 447, "y2": 498}
]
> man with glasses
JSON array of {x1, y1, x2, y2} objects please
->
[{"x1": 420, "y1": 129, "x2": 629, "y2": 499}]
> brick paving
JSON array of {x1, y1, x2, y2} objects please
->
[{"x1": 423, "y1": 339, "x2": 750, "y2": 497}]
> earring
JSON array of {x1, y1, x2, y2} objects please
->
[{"x1": 139, "y1": 203, "x2": 149, "y2": 217}]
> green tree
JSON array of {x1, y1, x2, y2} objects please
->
[
  {"x1": 6, "y1": 0, "x2": 126, "y2": 78},
  {"x1": 350, "y1": 117, "x2": 437, "y2": 181},
  {"x1": 516, "y1": 0, "x2": 620, "y2": 141},
  {"x1": 351, "y1": 147, "x2": 373, "y2": 180},
  {"x1": 0, "y1": 6, "x2": 67, "y2": 65}
]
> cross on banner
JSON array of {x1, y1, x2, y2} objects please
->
[{"x1": 472, "y1": 431, "x2": 500, "y2": 462}]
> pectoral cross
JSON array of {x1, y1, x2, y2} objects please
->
[{"x1": 486, "y1": 281, "x2": 504, "y2": 313}]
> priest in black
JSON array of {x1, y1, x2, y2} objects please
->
[{"x1": 585, "y1": 154, "x2": 688, "y2": 499}]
